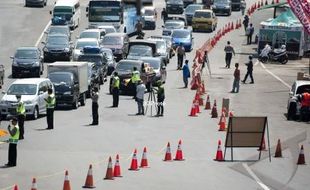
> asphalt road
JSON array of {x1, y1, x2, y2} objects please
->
[{"x1": 0, "y1": 0, "x2": 309, "y2": 190}]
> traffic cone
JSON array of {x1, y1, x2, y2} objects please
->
[
  {"x1": 163, "y1": 142, "x2": 172, "y2": 161},
  {"x1": 83, "y1": 165, "x2": 95, "y2": 188},
  {"x1": 201, "y1": 82, "x2": 206, "y2": 94},
  {"x1": 113, "y1": 154, "x2": 122, "y2": 177},
  {"x1": 189, "y1": 103, "x2": 197, "y2": 117},
  {"x1": 218, "y1": 112, "x2": 226, "y2": 131},
  {"x1": 257, "y1": 1, "x2": 261, "y2": 8},
  {"x1": 231, "y1": 21, "x2": 234, "y2": 31},
  {"x1": 194, "y1": 100, "x2": 200, "y2": 114},
  {"x1": 140, "y1": 147, "x2": 149, "y2": 168},
  {"x1": 261, "y1": 0, "x2": 264, "y2": 7},
  {"x1": 275, "y1": 0, "x2": 279, "y2": 3},
  {"x1": 253, "y1": 2, "x2": 257, "y2": 10},
  {"x1": 31, "y1": 178, "x2": 37, "y2": 190},
  {"x1": 13, "y1": 185, "x2": 18, "y2": 190},
  {"x1": 211, "y1": 100, "x2": 218, "y2": 118},
  {"x1": 265, "y1": 0, "x2": 268, "y2": 5},
  {"x1": 297, "y1": 145, "x2": 306, "y2": 165},
  {"x1": 205, "y1": 95, "x2": 211, "y2": 110},
  {"x1": 104, "y1": 157, "x2": 114, "y2": 180},
  {"x1": 63, "y1": 170, "x2": 71, "y2": 190},
  {"x1": 258, "y1": 138, "x2": 267, "y2": 151},
  {"x1": 214, "y1": 140, "x2": 224, "y2": 161},
  {"x1": 174, "y1": 140, "x2": 185, "y2": 161},
  {"x1": 274, "y1": 139, "x2": 282, "y2": 158},
  {"x1": 129, "y1": 149, "x2": 139, "y2": 171}
]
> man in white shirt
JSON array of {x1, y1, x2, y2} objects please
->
[{"x1": 135, "y1": 80, "x2": 146, "y2": 115}]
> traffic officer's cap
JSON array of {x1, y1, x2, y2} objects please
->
[
  {"x1": 249, "y1": 55, "x2": 253, "y2": 60},
  {"x1": 15, "y1": 95, "x2": 21, "y2": 99}
]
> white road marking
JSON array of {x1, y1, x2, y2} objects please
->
[
  {"x1": 242, "y1": 163, "x2": 271, "y2": 190},
  {"x1": 258, "y1": 61, "x2": 291, "y2": 89},
  {"x1": 35, "y1": 20, "x2": 51, "y2": 47}
]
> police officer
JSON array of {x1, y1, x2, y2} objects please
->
[
  {"x1": 242, "y1": 56, "x2": 254, "y2": 84},
  {"x1": 5, "y1": 117, "x2": 19, "y2": 167},
  {"x1": 131, "y1": 67, "x2": 141, "y2": 99},
  {"x1": 155, "y1": 81, "x2": 165, "y2": 117},
  {"x1": 112, "y1": 72, "x2": 120, "y2": 107},
  {"x1": 91, "y1": 87, "x2": 99, "y2": 125},
  {"x1": 44, "y1": 88, "x2": 56, "y2": 130},
  {"x1": 16, "y1": 95, "x2": 25, "y2": 140}
]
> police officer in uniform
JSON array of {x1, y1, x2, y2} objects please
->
[
  {"x1": 44, "y1": 88, "x2": 56, "y2": 130},
  {"x1": 5, "y1": 117, "x2": 19, "y2": 167},
  {"x1": 242, "y1": 56, "x2": 254, "y2": 84},
  {"x1": 91, "y1": 87, "x2": 99, "y2": 125},
  {"x1": 131, "y1": 67, "x2": 141, "y2": 99},
  {"x1": 16, "y1": 95, "x2": 25, "y2": 140},
  {"x1": 155, "y1": 81, "x2": 165, "y2": 117},
  {"x1": 112, "y1": 72, "x2": 120, "y2": 107}
]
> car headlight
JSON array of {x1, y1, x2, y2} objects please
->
[
  {"x1": 32, "y1": 62, "x2": 39, "y2": 66},
  {"x1": 225, "y1": 6, "x2": 230, "y2": 9},
  {"x1": 63, "y1": 91, "x2": 72, "y2": 95},
  {"x1": 24, "y1": 100, "x2": 33, "y2": 105},
  {"x1": 64, "y1": 48, "x2": 70, "y2": 52}
]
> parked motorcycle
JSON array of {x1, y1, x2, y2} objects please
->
[{"x1": 259, "y1": 44, "x2": 288, "y2": 64}]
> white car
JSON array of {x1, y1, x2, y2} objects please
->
[
  {"x1": 78, "y1": 29, "x2": 104, "y2": 44},
  {"x1": 97, "y1": 25, "x2": 117, "y2": 34},
  {"x1": 0, "y1": 78, "x2": 54, "y2": 120},
  {"x1": 72, "y1": 38, "x2": 99, "y2": 61},
  {"x1": 142, "y1": 6, "x2": 157, "y2": 30}
]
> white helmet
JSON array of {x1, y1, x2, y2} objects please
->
[{"x1": 281, "y1": 45, "x2": 286, "y2": 49}]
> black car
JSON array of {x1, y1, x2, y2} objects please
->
[
  {"x1": 42, "y1": 34, "x2": 73, "y2": 62},
  {"x1": 10, "y1": 47, "x2": 44, "y2": 78},
  {"x1": 212, "y1": 0, "x2": 232, "y2": 16},
  {"x1": 25, "y1": 0, "x2": 47, "y2": 7},
  {"x1": 45, "y1": 25, "x2": 72, "y2": 40},
  {"x1": 166, "y1": 0, "x2": 184, "y2": 14},
  {"x1": 184, "y1": 4, "x2": 204, "y2": 25}
]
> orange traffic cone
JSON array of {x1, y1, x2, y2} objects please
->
[
  {"x1": 297, "y1": 145, "x2": 306, "y2": 165},
  {"x1": 265, "y1": 0, "x2": 268, "y2": 5},
  {"x1": 214, "y1": 140, "x2": 224, "y2": 161},
  {"x1": 104, "y1": 157, "x2": 114, "y2": 180},
  {"x1": 174, "y1": 140, "x2": 185, "y2": 161},
  {"x1": 113, "y1": 154, "x2": 122, "y2": 177},
  {"x1": 274, "y1": 139, "x2": 282, "y2": 158},
  {"x1": 129, "y1": 149, "x2": 139, "y2": 171},
  {"x1": 258, "y1": 138, "x2": 267, "y2": 151},
  {"x1": 163, "y1": 142, "x2": 172, "y2": 161},
  {"x1": 31, "y1": 178, "x2": 37, "y2": 190},
  {"x1": 257, "y1": 1, "x2": 261, "y2": 8},
  {"x1": 140, "y1": 147, "x2": 149, "y2": 168},
  {"x1": 275, "y1": 0, "x2": 279, "y2": 3},
  {"x1": 231, "y1": 21, "x2": 234, "y2": 30},
  {"x1": 191, "y1": 76, "x2": 199, "y2": 90},
  {"x1": 189, "y1": 103, "x2": 197, "y2": 117},
  {"x1": 205, "y1": 95, "x2": 211, "y2": 110},
  {"x1": 253, "y1": 2, "x2": 257, "y2": 10},
  {"x1": 201, "y1": 82, "x2": 206, "y2": 94},
  {"x1": 63, "y1": 170, "x2": 71, "y2": 190},
  {"x1": 198, "y1": 94, "x2": 204, "y2": 106},
  {"x1": 83, "y1": 165, "x2": 95, "y2": 188},
  {"x1": 229, "y1": 111, "x2": 234, "y2": 117},
  {"x1": 194, "y1": 100, "x2": 200, "y2": 114},
  {"x1": 218, "y1": 112, "x2": 226, "y2": 131},
  {"x1": 261, "y1": 0, "x2": 264, "y2": 7},
  {"x1": 13, "y1": 185, "x2": 19, "y2": 190},
  {"x1": 211, "y1": 100, "x2": 218, "y2": 118}
]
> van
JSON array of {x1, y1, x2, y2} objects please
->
[
  {"x1": 0, "y1": 78, "x2": 54, "y2": 120},
  {"x1": 51, "y1": 0, "x2": 81, "y2": 30},
  {"x1": 192, "y1": 9, "x2": 217, "y2": 32}
]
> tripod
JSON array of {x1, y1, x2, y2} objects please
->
[{"x1": 144, "y1": 87, "x2": 157, "y2": 116}]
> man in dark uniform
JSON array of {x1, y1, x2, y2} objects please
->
[
  {"x1": 5, "y1": 117, "x2": 19, "y2": 167},
  {"x1": 91, "y1": 87, "x2": 99, "y2": 125},
  {"x1": 44, "y1": 88, "x2": 56, "y2": 130},
  {"x1": 176, "y1": 43, "x2": 186, "y2": 70},
  {"x1": 112, "y1": 72, "x2": 120, "y2": 107},
  {"x1": 242, "y1": 56, "x2": 254, "y2": 84}
]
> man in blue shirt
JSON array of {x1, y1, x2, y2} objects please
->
[{"x1": 182, "y1": 60, "x2": 191, "y2": 88}]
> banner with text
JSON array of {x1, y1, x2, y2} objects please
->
[{"x1": 288, "y1": 0, "x2": 310, "y2": 34}]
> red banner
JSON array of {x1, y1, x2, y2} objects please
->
[
  {"x1": 288, "y1": 0, "x2": 310, "y2": 35},
  {"x1": 298, "y1": 0, "x2": 310, "y2": 18}
]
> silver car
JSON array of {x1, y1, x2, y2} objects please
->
[{"x1": 72, "y1": 38, "x2": 99, "y2": 61}]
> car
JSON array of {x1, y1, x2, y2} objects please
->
[
  {"x1": 166, "y1": 0, "x2": 184, "y2": 14},
  {"x1": 0, "y1": 78, "x2": 54, "y2": 120},
  {"x1": 147, "y1": 38, "x2": 170, "y2": 65},
  {"x1": 127, "y1": 40, "x2": 158, "y2": 60},
  {"x1": 184, "y1": 4, "x2": 204, "y2": 25},
  {"x1": 72, "y1": 38, "x2": 99, "y2": 61},
  {"x1": 287, "y1": 80, "x2": 310, "y2": 120},
  {"x1": 25, "y1": 0, "x2": 47, "y2": 7},
  {"x1": 192, "y1": 9, "x2": 217, "y2": 32},
  {"x1": 42, "y1": 34, "x2": 73, "y2": 62},
  {"x1": 97, "y1": 25, "x2": 117, "y2": 34},
  {"x1": 78, "y1": 29, "x2": 104, "y2": 44},
  {"x1": 162, "y1": 19, "x2": 186, "y2": 36},
  {"x1": 142, "y1": 6, "x2": 157, "y2": 30},
  {"x1": 10, "y1": 47, "x2": 44, "y2": 78},
  {"x1": 149, "y1": 35, "x2": 174, "y2": 58},
  {"x1": 183, "y1": 0, "x2": 196, "y2": 7},
  {"x1": 102, "y1": 33, "x2": 129, "y2": 61},
  {"x1": 212, "y1": 0, "x2": 232, "y2": 16},
  {"x1": 101, "y1": 48, "x2": 117, "y2": 76},
  {"x1": 87, "y1": 62, "x2": 101, "y2": 98},
  {"x1": 171, "y1": 29, "x2": 194, "y2": 51},
  {"x1": 141, "y1": 57, "x2": 167, "y2": 84},
  {"x1": 45, "y1": 25, "x2": 72, "y2": 40}
]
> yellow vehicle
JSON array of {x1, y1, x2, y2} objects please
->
[{"x1": 192, "y1": 9, "x2": 217, "y2": 32}]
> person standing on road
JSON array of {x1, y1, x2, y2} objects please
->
[
  {"x1": 240, "y1": 1, "x2": 246, "y2": 15},
  {"x1": 15, "y1": 95, "x2": 25, "y2": 140},
  {"x1": 243, "y1": 15, "x2": 249, "y2": 33},
  {"x1": 161, "y1": 8, "x2": 168, "y2": 22},
  {"x1": 224, "y1": 41, "x2": 235, "y2": 68},
  {"x1": 246, "y1": 23, "x2": 254, "y2": 45},
  {"x1": 176, "y1": 44, "x2": 186, "y2": 70},
  {"x1": 131, "y1": 67, "x2": 141, "y2": 99},
  {"x1": 182, "y1": 60, "x2": 191, "y2": 88},
  {"x1": 5, "y1": 117, "x2": 19, "y2": 167},
  {"x1": 44, "y1": 88, "x2": 56, "y2": 130},
  {"x1": 155, "y1": 81, "x2": 165, "y2": 117},
  {"x1": 112, "y1": 72, "x2": 120, "y2": 108},
  {"x1": 90, "y1": 87, "x2": 99, "y2": 125},
  {"x1": 230, "y1": 63, "x2": 240, "y2": 93},
  {"x1": 136, "y1": 80, "x2": 146, "y2": 115},
  {"x1": 242, "y1": 56, "x2": 254, "y2": 84},
  {"x1": 299, "y1": 91, "x2": 310, "y2": 121}
]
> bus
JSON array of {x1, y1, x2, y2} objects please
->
[
  {"x1": 51, "y1": 0, "x2": 81, "y2": 29},
  {"x1": 86, "y1": 0, "x2": 123, "y2": 31}
]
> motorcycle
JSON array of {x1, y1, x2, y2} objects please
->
[{"x1": 259, "y1": 45, "x2": 288, "y2": 64}]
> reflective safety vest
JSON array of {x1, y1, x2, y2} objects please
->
[
  {"x1": 113, "y1": 76, "x2": 120, "y2": 89},
  {"x1": 46, "y1": 94, "x2": 56, "y2": 109},
  {"x1": 9, "y1": 125, "x2": 20, "y2": 144},
  {"x1": 16, "y1": 101, "x2": 25, "y2": 116},
  {"x1": 131, "y1": 70, "x2": 141, "y2": 83},
  {"x1": 301, "y1": 92, "x2": 310, "y2": 107}
]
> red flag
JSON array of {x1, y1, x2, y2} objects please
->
[{"x1": 288, "y1": 0, "x2": 310, "y2": 35}]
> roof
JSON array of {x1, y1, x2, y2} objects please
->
[
  {"x1": 48, "y1": 61, "x2": 88, "y2": 67},
  {"x1": 81, "y1": 29, "x2": 100, "y2": 33},
  {"x1": 55, "y1": 0, "x2": 79, "y2": 7},
  {"x1": 13, "y1": 78, "x2": 50, "y2": 85},
  {"x1": 260, "y1": 9, "x2": 302, "y2": 28},
  {"x1": 295, "y1": 80, "x2": 310, "y2": 86}
]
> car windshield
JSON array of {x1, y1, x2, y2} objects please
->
[
  {"x1": 167, "y1": 0, "x2": 183, "y2": 4},
  {"x1": 75, "y1": 41, "x2": 98, "y2": 49},
  {"x1": 165, "y1": 21, "x2": 185, "y2": 29},
  {"x1": 116, "y1": 62, "x2": 141, "y2": 72},
  {"x1": 7, "y1": 84, "x2": 37, "y2": 95},
  {"x1": 49, "y1": 27, "x2": 69, "y2": 35},
  {"x1": 49, "y1": 73, "x2": 72, "y2": 85},
  {"x1": 129, "y1": 45, "x2": 153, "y2": 57},
  {"x1": 296, "y1": 85, "x2": 310, "y2": 95},
  {"x1": 194, "y1": 11, "x2": 211, "y2": 18},
  {"x1": 15, "y1": 49, "x2": 37, "y2": 59},
  {"x1": 102, "y1": 36, "x2": 122, "y2": 45},
  {"x1": 47, "y1": 36, "x2": 68, "y2": 45},
  {"x1": 172, "y1": 30, "x2": 190, "y2": 38},
  {"x1": 102, "y1": 50, "x2": 113, "y2": 60},
  {"x1": 185, "y1": 5, "x2": 202, "y2": 13},
  {"x1": 144, "y1": 60, "x2": 160, "y2": 69},
  {"x1": 80, "y1": 31, "x2": 100, "y2": 39},
  {"x1": 143, "y1": 9, "x2": 155, "y2": 16}
]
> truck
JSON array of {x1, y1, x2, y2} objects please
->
[{"x1": 47, "y1": 62, "x2": 88, "y2": 109}]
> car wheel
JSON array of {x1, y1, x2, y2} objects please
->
[
  {"x1": 72, "y1": 98, "x2": 79, "y2": 109},
  {"x1": 287, "y1": 102, "x2": 297, "y2": 120},
  {"x1": 32, "y1": 106, "x2": 39, "y2": 120},
  {"x1": 80, "y1": 93, "x2": 86, "y2": 106}
]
